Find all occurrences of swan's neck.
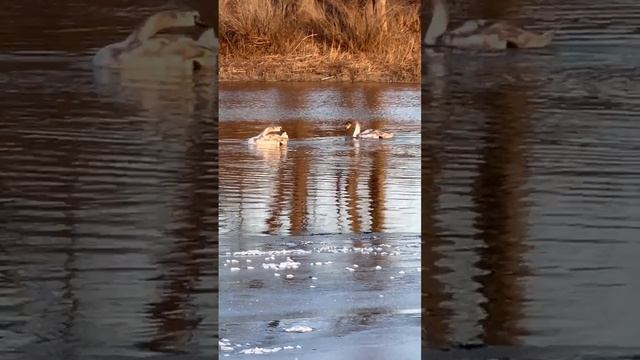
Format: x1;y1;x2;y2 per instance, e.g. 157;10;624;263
125;15;163;45
352;122;361;137
424;0;449;45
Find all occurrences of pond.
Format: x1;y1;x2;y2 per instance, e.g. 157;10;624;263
219;82;421;358
423;0;640;358
0;2;217;359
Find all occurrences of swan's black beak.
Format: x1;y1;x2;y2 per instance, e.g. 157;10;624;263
194;15;210;27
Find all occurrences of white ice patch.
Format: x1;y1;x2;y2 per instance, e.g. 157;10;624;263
240;345;301;354
262;258;301;271
232;249;311;257
284;325;313;333
219;339;233;352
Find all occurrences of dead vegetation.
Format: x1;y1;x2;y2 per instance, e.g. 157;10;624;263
219;0;420;82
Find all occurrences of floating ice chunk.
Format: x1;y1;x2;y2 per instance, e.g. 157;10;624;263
353;264;359;268
240;347;283;354
275;273;281;277
284;325;313;333
230;267;240;272
311;277;317;280
375;265;382;270
398;271;405;275
286;274;294;279
310;285;316;288
345;267;355;272
390;276;395;279
234;249;311;257
247;266;255;270
219;339;233;351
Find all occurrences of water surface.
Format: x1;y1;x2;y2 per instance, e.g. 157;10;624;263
219;82;421;358
423;0;640;357
0;2;217;359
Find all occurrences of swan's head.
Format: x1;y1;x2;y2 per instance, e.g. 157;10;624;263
134;10;201;41
262;125;284;135
345;120;361;130
345;121;361;137
155;10;201;28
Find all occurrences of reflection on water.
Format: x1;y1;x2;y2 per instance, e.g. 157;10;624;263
0;1;217;359
219;82;420;236
219;82;420;357
423;0;640;355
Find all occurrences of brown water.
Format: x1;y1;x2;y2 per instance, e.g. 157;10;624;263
0;2;217;359
423;0;640;357
219;82;421;358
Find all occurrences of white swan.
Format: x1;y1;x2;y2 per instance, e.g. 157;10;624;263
424;0;554;50
346;121;393;139
93;10;214;72
128;27;217;72
248;126;289;147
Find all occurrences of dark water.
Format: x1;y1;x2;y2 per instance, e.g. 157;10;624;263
423;0;640;358
0;2;217;359
219;82;421;358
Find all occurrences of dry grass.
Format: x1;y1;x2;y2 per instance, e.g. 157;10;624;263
219;0;420;82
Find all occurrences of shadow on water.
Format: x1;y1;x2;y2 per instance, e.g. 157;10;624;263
218;82;420;358
423;0;640;357
0;1;217;359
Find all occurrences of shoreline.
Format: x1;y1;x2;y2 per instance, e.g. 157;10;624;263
219;53;420;83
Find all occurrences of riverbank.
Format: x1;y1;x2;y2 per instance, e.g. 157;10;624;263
219;0;420;82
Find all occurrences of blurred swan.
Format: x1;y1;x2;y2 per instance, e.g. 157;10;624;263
93;10;215;72
248;126;289;147
129;27;217;72
346;121;393;139
424;0;554;50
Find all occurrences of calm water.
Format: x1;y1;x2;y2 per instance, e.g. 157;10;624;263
0;2;217;359
423;0;640;358
219;82;421;358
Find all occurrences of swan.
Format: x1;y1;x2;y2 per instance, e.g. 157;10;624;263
127;27;218;72
248;126;289;147
93;10;210;71
346;121;393;139
423;0;554;50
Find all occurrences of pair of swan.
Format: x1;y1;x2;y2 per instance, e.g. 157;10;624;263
93;10;218;72
248;121;393;147
424;0;554;50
